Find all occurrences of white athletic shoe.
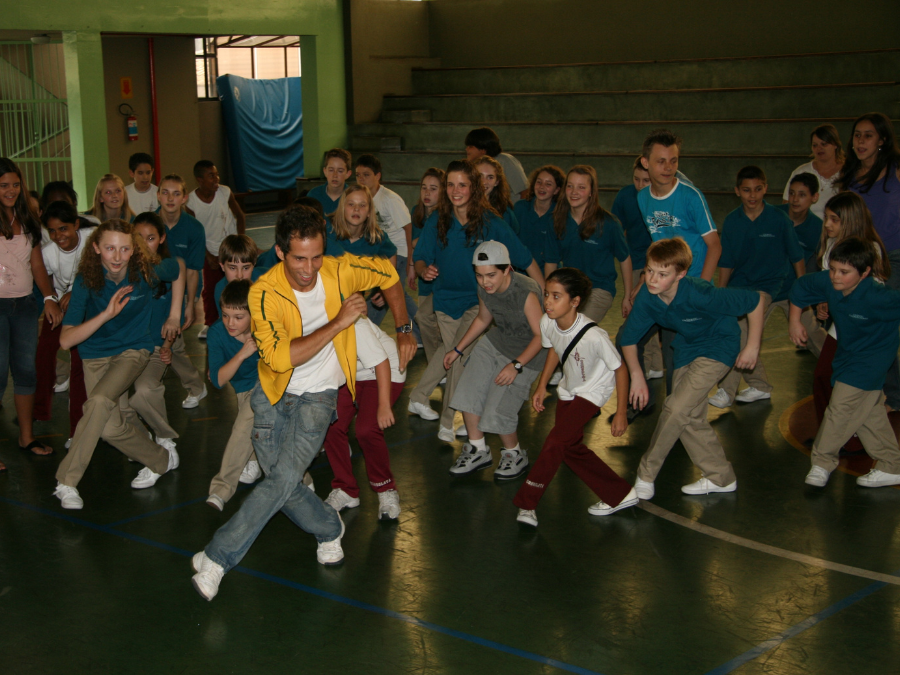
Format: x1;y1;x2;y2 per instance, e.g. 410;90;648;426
54;378;70;393
634;477;655;501
303;471;315;491
182;385;208;409
53;483;83;510
325;488;360;512
681;477;737;495
377;489;401;520
191;551;224;601
645;370;664;380
856;468;900;487
408;400;439;421
206;494;225;511
156;437;177;453
805;465;831;487
449;443;492;475
588;488;639;516
437;425;456;443
735;387;771;403
516;509;538;527
198;325;209;340
239;460;261;484
708;388;733;409
494;449;528;480
130;444;178;489
316;516;345;565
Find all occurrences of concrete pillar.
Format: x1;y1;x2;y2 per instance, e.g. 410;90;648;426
63;31;109;203
300;34;347;178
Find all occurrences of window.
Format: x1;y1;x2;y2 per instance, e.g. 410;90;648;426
195;36;301;99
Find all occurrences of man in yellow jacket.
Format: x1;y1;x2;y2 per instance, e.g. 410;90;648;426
191;204;415;600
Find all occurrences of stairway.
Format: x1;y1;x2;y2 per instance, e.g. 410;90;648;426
349;49;900;223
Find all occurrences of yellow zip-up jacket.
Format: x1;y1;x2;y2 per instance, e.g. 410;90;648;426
249;253;400;404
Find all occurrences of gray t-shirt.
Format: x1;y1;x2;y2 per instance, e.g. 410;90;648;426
477;272;547;371
496;153;528;203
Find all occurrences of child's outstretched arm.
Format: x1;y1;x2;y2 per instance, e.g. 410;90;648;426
163;258;186;342
443;299;493;371
611;365;630;437
788;301;809;347
373;359;395;430
621;344;648;410
735;293;765;370
60;285;133;349
532;348;559;413
620;256;634;318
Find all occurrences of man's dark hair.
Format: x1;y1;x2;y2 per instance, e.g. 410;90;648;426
292;195;326;217
354;154;382;175
129;152;154;172
830;237;875;276
736;165;767;186
275;204;327;255
789;172;820;195
193;159;215;178
641;129;682;159
221;279;252;312
464;127;502;156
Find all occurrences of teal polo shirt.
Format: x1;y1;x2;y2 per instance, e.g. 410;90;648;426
719;203;804;298
326;223;397;260
543;213;630;297
148;261;187;348
513;198;556;269
413;212;535;319
163;211;206;272
307;183;348;216
499;206;519;235
611;184;652;271
214;267;265;316
773;205;823;302
207;319;260;394
791;272;900;391
64;258;181;359
621;277;760;369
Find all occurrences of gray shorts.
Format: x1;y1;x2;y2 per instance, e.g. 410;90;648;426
450;338;539;435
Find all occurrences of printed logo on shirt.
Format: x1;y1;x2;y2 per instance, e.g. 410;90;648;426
682;317;702;322
849;313;869;320
647;211;681;235
584;239;599;246
129;293;145;301
174;243;187;249
573;351;587;381
759;233;776;238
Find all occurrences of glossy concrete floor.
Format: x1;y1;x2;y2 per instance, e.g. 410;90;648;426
2;220;899;674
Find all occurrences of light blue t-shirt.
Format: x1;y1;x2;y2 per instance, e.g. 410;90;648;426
543;213;630;297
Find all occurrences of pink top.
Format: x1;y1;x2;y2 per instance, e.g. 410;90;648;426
0;233;33;298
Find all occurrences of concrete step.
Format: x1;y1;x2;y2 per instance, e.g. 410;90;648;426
353;117;890;155
369;150;808;193
383;82;900;123
412;49;900;95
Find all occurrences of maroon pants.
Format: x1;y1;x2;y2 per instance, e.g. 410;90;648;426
201;257;224;326
513;396;633;511
813;335;864;452
324;380;403;498
33;316;87;436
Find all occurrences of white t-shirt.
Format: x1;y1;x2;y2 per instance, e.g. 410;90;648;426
496;152;528;203
372;186;411;257
782;162;839;221
187;185;238;255
285;275;346;396
42;226;95;296
125;183;159;215
540;312;621;408
355;317;406;384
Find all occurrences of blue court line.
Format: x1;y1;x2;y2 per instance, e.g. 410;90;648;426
0;494;604;675
704;571;897;674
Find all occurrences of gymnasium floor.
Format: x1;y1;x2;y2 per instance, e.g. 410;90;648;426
2;215;898;675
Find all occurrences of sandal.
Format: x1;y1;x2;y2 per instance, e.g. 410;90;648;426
19;439;53;456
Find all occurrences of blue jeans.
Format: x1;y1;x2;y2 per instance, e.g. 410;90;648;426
367;255;421;343
0;294;40;399
205;385;342;573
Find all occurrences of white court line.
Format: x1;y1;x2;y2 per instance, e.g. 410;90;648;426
639;501;900;586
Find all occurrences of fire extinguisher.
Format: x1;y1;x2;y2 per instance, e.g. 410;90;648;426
119;104;138;141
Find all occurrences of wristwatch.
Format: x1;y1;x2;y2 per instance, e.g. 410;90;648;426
397;322;414;334
511;360;523;373
44;294;59;304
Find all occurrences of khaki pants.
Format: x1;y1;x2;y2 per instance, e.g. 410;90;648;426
409;305;479;428
638;357;736;487
56;349;169;487
169;333;205;397
416;294;442;363
769;299;826;359
812;382;900;474
124;347;179;439
209;389;258;502
633;270;663;373
719;292;773;399
580;287;613;324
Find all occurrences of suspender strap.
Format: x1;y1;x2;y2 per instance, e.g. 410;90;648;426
560;322;597;367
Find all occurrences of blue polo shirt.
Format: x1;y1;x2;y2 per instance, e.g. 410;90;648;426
791;272;900;391
637;179;717;278
621;277;760;369
513;198;556;269
148;259;186;349
611;184;653;271
327;223;397;260
207;320;260;394
308;183;347;216
719;203;804;298
214;267;265;316
162;211;206;272
773;205;823;301
64;258;181;359
413;212;535;319
412;215;434;298
544;213;630;297
499;206;519;235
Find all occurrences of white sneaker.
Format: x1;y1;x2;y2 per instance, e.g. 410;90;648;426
198;325;209;339
166;444;180;471
206;494;225;511
182;385;208;409
516;508;538;527
53;482;83;510
65;438;72;449
54;378;70;393
303;471;315;491
325;488;360;511
191;551;224;601
156;437;177;453
494;448;528;480
588;487;639;516
549;370;563;386
377;489;401;520
449;443;493;475
437;425;456;443
239;460;261;484
634;477;655;500
645;370;664;380
316;516;345;565
856;468;900;487
735;387;772;403
131;466;162;489
708;388;733;408
681;477;737;495
805;465;831;487
439;377;447;385
408;400;439;421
